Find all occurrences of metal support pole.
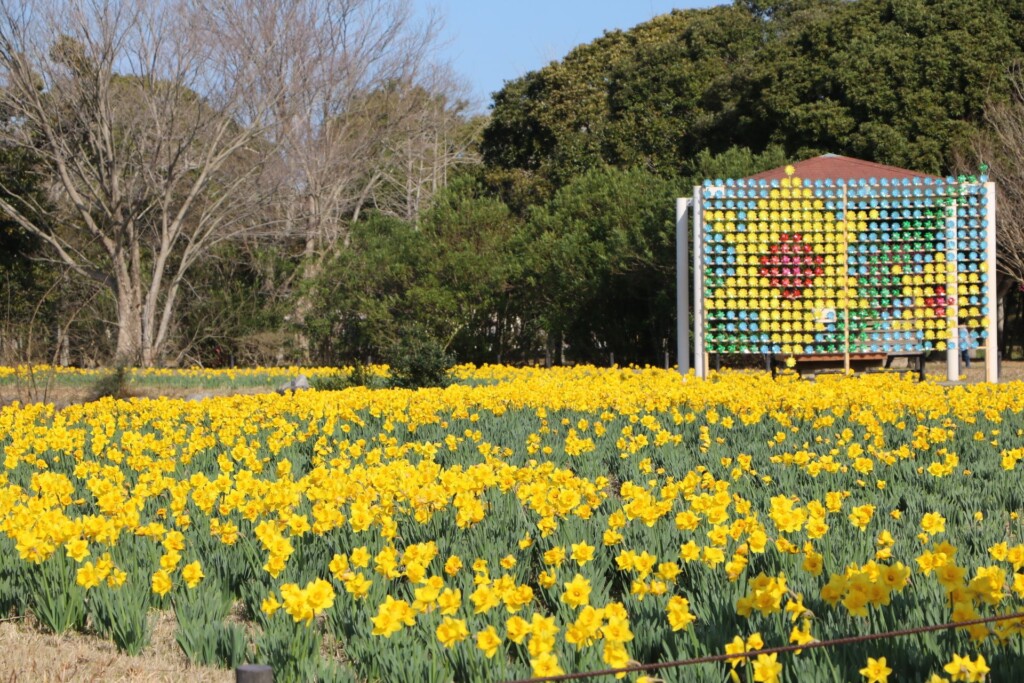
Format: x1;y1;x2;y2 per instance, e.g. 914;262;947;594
692;186;706;379
842;185;850;374
676;197;690;376
947;198;959;382
985;181;999;383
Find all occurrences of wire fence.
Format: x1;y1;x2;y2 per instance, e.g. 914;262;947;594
502;610;1024;683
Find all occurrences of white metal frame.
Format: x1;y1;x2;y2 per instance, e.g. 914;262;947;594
675;198;689;375
985;181;998;383
678;179;1000;382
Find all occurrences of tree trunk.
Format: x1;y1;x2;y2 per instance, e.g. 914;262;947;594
290;234;324;364
114;281;143;366
55;321;69;367
998;277;1014;360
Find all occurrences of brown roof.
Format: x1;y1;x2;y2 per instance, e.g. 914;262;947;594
746;154;940;181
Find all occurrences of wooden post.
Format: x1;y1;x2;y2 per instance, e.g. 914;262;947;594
237;665;273;683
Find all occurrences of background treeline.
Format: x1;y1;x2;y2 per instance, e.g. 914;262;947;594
4;0;1024;369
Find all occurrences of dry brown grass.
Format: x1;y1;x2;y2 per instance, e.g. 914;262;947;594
897;357;1024;383
0;613;233;683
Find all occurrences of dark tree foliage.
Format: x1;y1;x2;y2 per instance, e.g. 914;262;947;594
302;173;522;366
732;0;1022;172
483;0;1024;203
0;142;59;362
482;4;766;210
518;167;685;366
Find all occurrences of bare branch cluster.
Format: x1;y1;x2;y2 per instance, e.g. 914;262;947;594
255;0;475;256
961;64;1024;288
0;0;468;365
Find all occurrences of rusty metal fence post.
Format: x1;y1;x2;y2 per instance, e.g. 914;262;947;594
236;664;273;683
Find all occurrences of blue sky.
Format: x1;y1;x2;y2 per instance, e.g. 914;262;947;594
423;1;724;111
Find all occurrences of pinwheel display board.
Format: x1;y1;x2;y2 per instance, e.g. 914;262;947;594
678;170;998;381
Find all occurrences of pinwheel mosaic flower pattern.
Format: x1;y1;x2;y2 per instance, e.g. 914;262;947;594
701;172;989;355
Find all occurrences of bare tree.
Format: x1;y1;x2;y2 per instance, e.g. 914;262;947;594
0;0;301;365
961;65;1024;288
258;0;445;251
0;0;474;365
371;86;484;223
246;1;478;356
956;65;1024;356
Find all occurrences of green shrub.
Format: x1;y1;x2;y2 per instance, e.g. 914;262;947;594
91;365;130;400
348;361;372;388
383;327;453;389
309;375;352;392
311;362;380;391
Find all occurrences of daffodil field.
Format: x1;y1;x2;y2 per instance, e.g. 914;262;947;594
2;366;1022;683
0;365;364;390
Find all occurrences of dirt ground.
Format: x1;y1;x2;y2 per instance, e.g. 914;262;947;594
0;613;232;683
880;356;1024;383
